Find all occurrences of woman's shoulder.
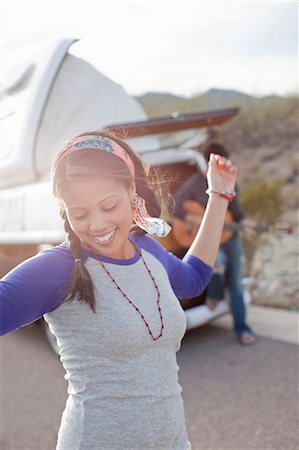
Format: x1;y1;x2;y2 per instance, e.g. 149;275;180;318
131;233;164;251
38;241;72;257
130;233;170;265
30;242;74;267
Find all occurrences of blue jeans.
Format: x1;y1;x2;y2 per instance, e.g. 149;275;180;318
207;235;252;337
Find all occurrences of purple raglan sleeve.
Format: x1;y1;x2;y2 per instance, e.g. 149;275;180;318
133;235;213;299
0;244;74;336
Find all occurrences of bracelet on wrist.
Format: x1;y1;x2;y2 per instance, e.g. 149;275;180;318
205;189;236;202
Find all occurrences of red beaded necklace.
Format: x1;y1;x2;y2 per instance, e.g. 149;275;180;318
91;239;164;341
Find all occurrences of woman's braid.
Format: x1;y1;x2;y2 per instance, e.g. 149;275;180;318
62;212;96;312
63;213;82;259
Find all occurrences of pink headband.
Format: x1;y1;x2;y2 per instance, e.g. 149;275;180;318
53;134;135;178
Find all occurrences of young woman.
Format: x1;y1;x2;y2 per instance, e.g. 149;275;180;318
0;130;237;450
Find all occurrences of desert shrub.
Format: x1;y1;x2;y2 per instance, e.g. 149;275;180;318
221;96;299;149
240;174;284;274
240;173;283;224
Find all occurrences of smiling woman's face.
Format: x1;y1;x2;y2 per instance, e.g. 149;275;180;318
61;176;136;259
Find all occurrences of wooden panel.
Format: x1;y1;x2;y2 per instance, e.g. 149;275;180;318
106;108;239;138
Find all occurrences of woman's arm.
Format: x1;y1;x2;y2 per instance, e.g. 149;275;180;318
0;245;73;335
186;153;237;267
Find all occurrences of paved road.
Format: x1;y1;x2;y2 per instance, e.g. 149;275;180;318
0;322;298;450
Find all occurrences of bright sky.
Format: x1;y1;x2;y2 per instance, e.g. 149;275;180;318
1;0;298;97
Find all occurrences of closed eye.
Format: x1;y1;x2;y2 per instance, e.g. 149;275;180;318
102;203;118;212
73;214;87;220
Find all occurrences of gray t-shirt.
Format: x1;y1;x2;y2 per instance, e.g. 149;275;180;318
1;234;211;450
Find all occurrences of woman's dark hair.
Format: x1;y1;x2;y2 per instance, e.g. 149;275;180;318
203;142;230;162
52;129;165;312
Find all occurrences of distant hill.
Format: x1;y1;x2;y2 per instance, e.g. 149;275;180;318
136;88;291;118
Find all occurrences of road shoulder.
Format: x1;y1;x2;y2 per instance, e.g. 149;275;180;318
210;304;299;345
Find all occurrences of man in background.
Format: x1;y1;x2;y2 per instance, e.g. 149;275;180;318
172;142;256;345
